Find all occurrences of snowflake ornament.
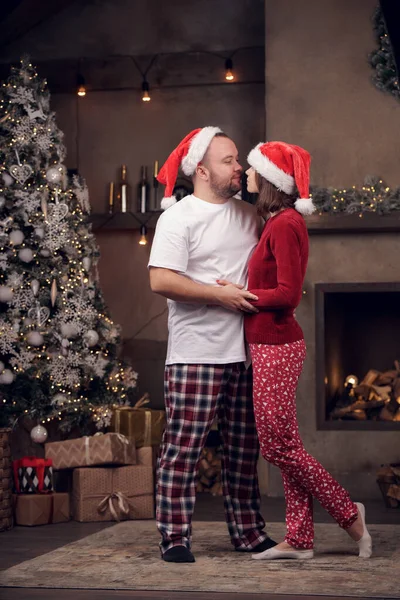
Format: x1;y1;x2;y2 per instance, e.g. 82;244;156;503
0;319;18;354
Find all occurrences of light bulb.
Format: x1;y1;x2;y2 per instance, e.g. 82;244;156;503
142;81;151;102
77;74;86;97
225;58;234;81
139;224;148;246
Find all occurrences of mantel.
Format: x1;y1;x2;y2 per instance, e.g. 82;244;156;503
306;213;400;234
90;211;400;234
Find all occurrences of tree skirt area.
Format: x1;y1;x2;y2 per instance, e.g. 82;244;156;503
0;521;398;598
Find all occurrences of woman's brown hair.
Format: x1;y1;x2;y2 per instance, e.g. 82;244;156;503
255;173;296;218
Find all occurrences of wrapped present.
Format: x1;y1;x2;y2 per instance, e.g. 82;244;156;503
12;457;53;494
72;448;154;522
13;492;70;526
111;396;165;448
45;432;136;470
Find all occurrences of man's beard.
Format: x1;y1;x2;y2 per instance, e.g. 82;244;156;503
209;172;242;199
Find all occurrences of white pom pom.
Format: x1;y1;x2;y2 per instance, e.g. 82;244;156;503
161;196;177;211
295;198;316;216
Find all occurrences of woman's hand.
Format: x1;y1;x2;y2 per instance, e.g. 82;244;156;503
215;279;259;313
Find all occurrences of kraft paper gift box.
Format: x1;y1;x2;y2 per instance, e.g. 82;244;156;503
72;448;154;522
13;492;70;526
111;406;165;448
45;432;136;470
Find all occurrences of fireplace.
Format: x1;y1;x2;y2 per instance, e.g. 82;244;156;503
315;282;400;430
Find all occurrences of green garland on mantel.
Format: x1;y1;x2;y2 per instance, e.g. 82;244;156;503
310;176;400;215
369;5;400;101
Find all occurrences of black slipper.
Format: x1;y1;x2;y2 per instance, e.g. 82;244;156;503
162;545;196;563
235;536;277;552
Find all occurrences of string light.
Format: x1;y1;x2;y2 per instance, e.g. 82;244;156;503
225;58;234;81
139;224;148;245
77;74;86;97
141;80;151;102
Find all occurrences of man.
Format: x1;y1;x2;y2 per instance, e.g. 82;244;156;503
149;126;276;563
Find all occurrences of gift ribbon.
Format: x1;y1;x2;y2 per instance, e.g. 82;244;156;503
97;491;132;522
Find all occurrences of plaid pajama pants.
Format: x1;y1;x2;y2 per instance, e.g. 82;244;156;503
156;362;268;553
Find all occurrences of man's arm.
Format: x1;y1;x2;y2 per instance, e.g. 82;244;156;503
149;267;259;313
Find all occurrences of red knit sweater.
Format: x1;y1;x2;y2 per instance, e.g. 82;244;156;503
244;208;309;345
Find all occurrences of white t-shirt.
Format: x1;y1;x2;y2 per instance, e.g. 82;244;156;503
148;194;259;365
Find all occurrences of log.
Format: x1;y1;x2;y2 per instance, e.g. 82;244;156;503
371;385;392;401
360;369;381;386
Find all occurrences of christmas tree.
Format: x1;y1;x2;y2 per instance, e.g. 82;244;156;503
0;58;137;435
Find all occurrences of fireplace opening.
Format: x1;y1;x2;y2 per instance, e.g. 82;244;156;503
315;283;400;430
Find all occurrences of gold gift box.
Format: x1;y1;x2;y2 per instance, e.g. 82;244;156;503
111;400;165;448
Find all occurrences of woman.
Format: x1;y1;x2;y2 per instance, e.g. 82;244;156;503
221;141;372;560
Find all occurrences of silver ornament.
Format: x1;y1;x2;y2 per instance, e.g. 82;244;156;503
0;286;13;302
2;173;13;187
83;257;91;271
30;424;48;444
12;320;20;333
9;229;25;245
19;248;34;263
30;279;40;296
27;331;44;346
83;329;99;347
40;249;51;257
0;361;4;373
0;369;14;384
0;196;5;208
34;227;45;239
46;166;63;184
61;339;69;348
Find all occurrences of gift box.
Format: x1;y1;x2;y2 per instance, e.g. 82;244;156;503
72;447;154;522
12;457;53;494
45;432;136;470
111;401;165;448
13;492;70;526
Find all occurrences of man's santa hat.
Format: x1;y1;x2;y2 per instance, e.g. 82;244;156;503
247;141;315;215
157;126;222;210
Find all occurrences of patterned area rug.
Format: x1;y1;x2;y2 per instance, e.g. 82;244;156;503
0;521;398;597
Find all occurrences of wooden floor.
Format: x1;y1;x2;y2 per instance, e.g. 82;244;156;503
0;496;398;600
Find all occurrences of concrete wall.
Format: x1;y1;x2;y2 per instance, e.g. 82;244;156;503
265;0;400;187
0;0;265;408
265;0;400;498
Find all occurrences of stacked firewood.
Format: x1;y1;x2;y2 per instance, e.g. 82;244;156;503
196;447;223;496
377;464;400;508
330;361;400;421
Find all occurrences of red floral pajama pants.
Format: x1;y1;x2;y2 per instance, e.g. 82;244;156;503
250;339;358;549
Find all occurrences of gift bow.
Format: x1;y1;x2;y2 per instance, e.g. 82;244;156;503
97;491;132;522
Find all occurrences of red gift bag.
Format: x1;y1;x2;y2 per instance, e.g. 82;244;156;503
12;457;54;494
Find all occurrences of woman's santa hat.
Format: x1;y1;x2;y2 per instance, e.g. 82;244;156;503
157;126;222;210
247;141;315;215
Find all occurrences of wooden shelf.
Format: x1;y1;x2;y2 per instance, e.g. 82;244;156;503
306;213;400;234
90;211;161;232
90;211;400;233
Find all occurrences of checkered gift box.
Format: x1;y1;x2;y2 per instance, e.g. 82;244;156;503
12;457;54;494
